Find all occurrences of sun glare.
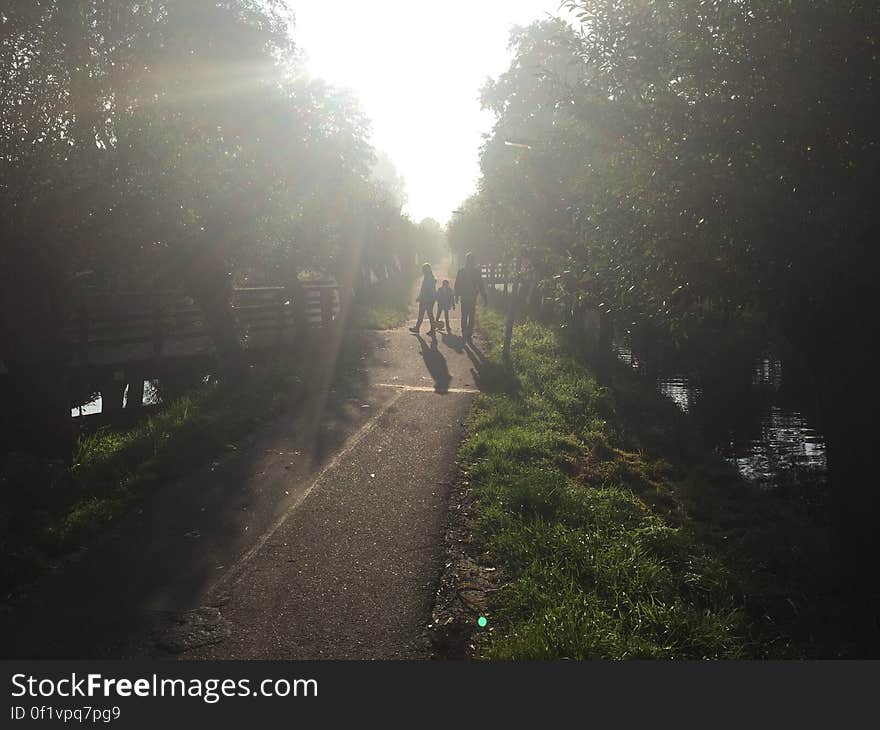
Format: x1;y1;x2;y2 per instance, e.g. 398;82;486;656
291;0;569;223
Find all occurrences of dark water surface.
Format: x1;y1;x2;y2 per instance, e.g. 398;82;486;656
71;379;160;417
614;342;827;489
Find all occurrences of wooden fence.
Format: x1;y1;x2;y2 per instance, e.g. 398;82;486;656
63;283;340;370
480;263;512;285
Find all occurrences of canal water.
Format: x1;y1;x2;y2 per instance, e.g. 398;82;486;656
71;380;160;417
614;341;827;489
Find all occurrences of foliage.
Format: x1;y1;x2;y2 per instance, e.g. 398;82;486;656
0;331;369;597
457;2;880;545
0;1;426;452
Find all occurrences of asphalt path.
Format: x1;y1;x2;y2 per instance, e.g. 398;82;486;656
0;269;484;659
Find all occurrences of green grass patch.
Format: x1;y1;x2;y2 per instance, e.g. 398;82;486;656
459;305;879;658
352;275;414;330
0;343;357;597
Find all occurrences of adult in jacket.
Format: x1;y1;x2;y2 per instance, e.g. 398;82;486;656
454;252;487;343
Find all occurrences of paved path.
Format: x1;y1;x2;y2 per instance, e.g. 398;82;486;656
0;268;484;659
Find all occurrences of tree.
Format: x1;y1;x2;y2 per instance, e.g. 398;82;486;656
447;195;503;265
467;2;880;559
0;1;424;454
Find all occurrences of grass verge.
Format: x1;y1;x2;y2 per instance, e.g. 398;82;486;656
0;337;361;599
457;304;878;658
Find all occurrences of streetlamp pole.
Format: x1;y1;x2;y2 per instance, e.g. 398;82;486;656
502;256;520;361
499;137;535;363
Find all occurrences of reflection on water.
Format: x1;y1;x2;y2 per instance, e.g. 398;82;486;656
143;379;160;405
614;345;827;488
615;345;639;369
657;377;702;414
71;394;102;417
71;379;160;417
753;356;783;389
727;405;826;486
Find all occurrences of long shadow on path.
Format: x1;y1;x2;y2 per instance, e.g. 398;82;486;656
440;331;465;354
414;334;452;394
0;330;389;659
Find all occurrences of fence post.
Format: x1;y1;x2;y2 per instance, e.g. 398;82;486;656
126;375;145;411
503;259;520;361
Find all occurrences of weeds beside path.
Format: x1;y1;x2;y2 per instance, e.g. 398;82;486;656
0;336;363;600
2;273;479;659
2;269;418;598
441;304;878;659
0;268;415;596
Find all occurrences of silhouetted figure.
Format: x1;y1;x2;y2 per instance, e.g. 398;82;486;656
409;262;437;335
435;279;454;332
454;252;487;343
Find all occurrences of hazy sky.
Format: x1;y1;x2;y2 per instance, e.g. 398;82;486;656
291;1;573;224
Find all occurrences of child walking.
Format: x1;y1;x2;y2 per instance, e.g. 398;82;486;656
409;262;437;334
434;279;455;332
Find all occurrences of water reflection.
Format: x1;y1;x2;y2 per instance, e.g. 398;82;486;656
657;377;701;414
143;379;160;405
753;356;783;389
614;344;827;488
725;405;826;487
71;379;160;417
71;394;102;418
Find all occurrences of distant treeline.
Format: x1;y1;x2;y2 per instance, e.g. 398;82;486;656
448;1;879;557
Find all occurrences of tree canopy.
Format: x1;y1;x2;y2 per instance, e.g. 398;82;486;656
455;1;880;540
0;0;432;449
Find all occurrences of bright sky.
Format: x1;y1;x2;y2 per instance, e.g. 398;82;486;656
290;1;573;224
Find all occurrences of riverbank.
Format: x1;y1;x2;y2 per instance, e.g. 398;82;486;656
2;269;420;598
0;337;365;599
435;304;879;658
1;277;476;659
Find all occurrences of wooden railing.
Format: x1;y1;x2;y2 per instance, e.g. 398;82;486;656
480;263;511;284
63;283;340;369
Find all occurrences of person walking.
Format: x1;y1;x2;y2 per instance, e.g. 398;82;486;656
454;252;487;343
434;279;455;332
410;262;437;335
